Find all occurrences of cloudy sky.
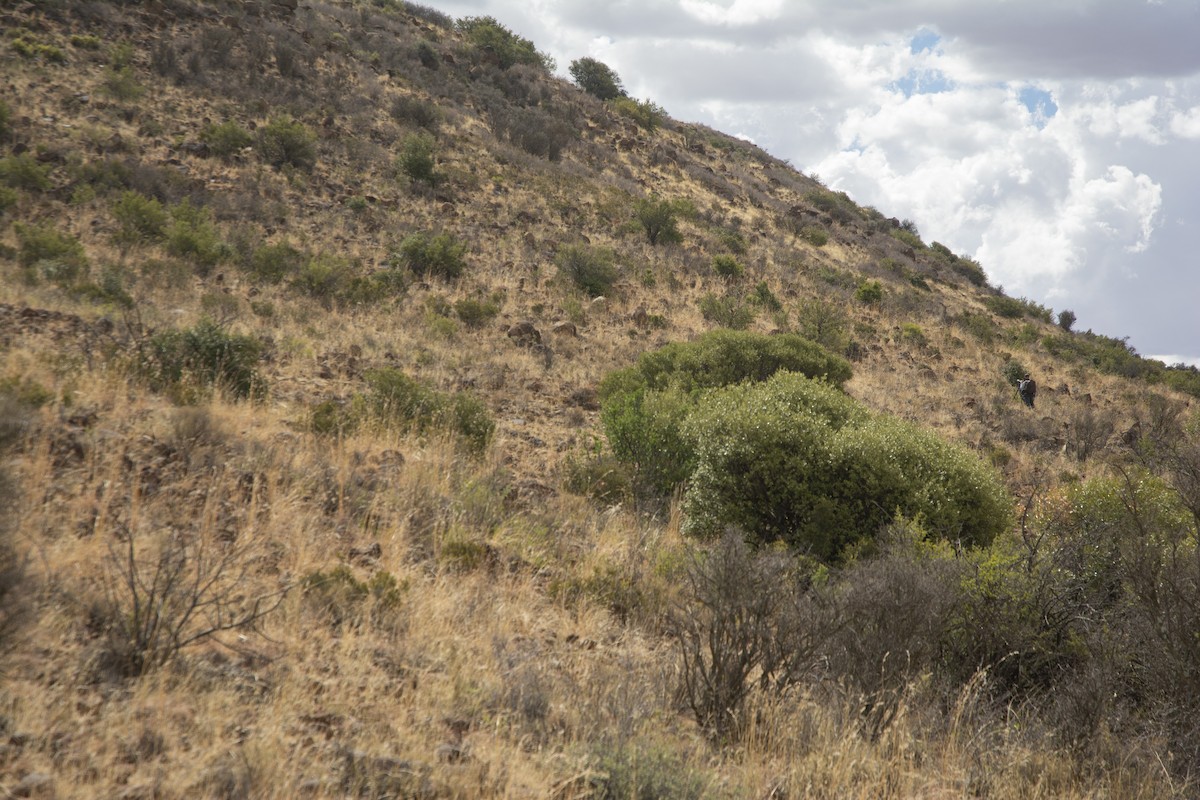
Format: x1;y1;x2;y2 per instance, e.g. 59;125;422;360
426;0;1200;365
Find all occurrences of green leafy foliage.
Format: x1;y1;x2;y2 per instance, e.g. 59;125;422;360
112;191;167;246
569;57;625;100
697;293;754;330
610;97;666;132
854;279;884;305
200;120;253;158
15;223;87;285
396;132;437;186
0;154;52;191
256;116;316;171
599;331;852;494
165;201;226;273
681;372;1010;561
391;232;467;281
141;320;266;401
456;16;553;71
556;244;618;298
361;368;494;453
633;196;683;246
711;254;743;279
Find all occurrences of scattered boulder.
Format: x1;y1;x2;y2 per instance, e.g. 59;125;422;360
551;321;577;337
507;321;542;348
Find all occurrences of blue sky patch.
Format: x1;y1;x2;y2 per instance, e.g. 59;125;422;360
1018;86;1058;127
888;68;954;97
909;28;941;54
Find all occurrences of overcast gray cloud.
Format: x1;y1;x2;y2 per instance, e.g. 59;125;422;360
426;0;1200;365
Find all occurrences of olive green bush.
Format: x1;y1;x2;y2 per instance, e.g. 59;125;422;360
681;372;1010;561
141;320;266;401
390;232;466;281
569;57;625;101
555;243;618;298
599;330;852;494
256;116;316;171
360;368;494;454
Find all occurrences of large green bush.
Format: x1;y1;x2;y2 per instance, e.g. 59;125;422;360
599;330;852;494
680;372;1010;561
634;197;683;246
15;223;87;285
600;329;852;401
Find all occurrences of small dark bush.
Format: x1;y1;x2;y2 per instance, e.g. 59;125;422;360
453;296;501;328
363;368;494;453
698;293;754;330
390;95;440;130
165;201;226;273
15;223;87;284
256;116;316;171
855;280;884;305
634;197;683;246
563;451;633;505
0;154;52;192
711;254;742;279
569;57;625;100
396;132;437;186
112;191;167;246
1058;309;1077;331
492;106;575;161
556;244;618;298
456;16;553;71
200;120;253;158
247;241;306;283
301;565;403;629
141;320;266;400
391;232;466;281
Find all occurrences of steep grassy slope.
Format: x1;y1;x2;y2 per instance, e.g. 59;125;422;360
2;1;1198;797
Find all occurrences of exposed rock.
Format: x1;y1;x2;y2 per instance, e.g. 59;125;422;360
551;321;577;337
506;321;542;347
12;772;53;798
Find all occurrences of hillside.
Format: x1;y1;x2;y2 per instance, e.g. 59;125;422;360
2;1;1199;797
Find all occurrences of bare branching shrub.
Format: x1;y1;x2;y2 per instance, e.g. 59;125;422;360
1064;405;1117;461
670;533;833;742
826;524;966;738
88;528;287;677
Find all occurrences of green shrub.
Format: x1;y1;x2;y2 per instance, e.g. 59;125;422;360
569;57;625;100
890;227;925;250
456;16;553;71
610;97;666;132
855;279;884;305
750;281;782;312
256;116;316;171
453;296;500;328
396;132;437;186
698;293;754;330
681;371;1010;561
390;95;440;130
292;254;357;307
362;368;494;453
0;186;16;216
142;320;265;401
1001;358;1028;387
799;226;828;246
795;298;849;353
103;66;145;101
165;201;226;273
247;241;305;283
392;232;467;281
555;243;618;297
15;223;87;284
1058;309;1077;331
0;99;10;140
984;294;1026;319
112;191;167;246
952;256;988;287
899;322;928;347
71;34;103;50
711;253;743;279
0;154;52;191
634;197;683;245
599;330;852;495
12;37;66;63
200;120;253;158
601;386;695;494
600;329;852;400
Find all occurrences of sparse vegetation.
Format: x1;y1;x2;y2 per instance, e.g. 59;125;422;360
1;3;1197;797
